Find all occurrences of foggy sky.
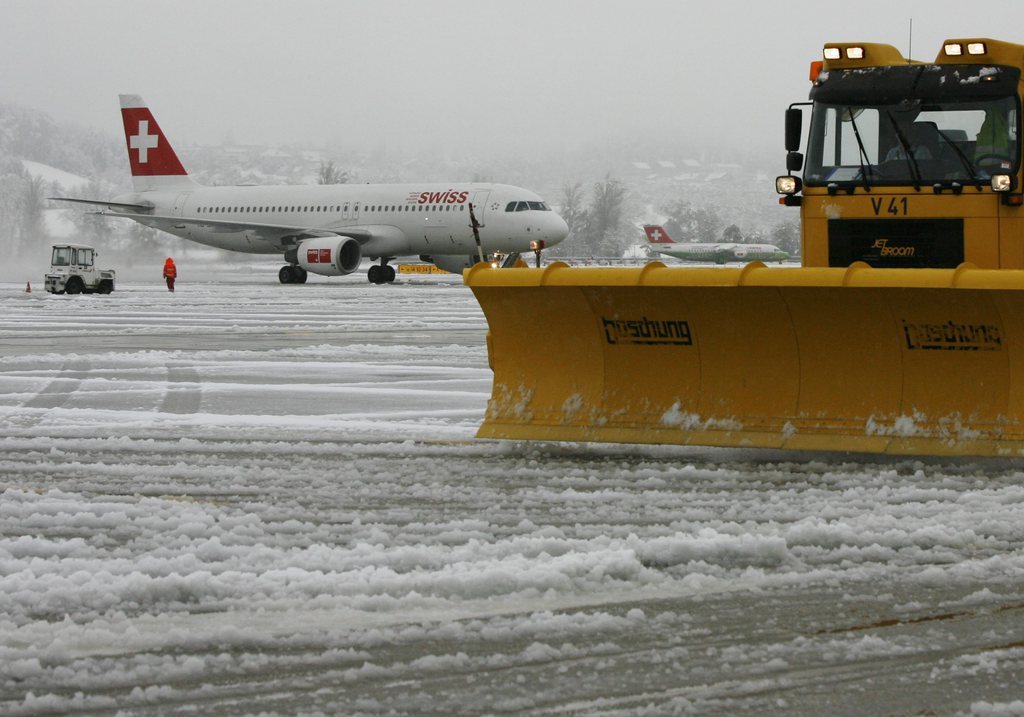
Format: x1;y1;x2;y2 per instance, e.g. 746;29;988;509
4;0;1024;156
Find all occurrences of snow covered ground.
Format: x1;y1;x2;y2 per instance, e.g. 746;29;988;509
1;273;1023;716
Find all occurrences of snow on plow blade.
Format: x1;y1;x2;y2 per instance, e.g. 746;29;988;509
465;261;1024;457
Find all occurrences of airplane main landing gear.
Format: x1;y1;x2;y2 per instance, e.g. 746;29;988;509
367;259;396;285
279;265;308;284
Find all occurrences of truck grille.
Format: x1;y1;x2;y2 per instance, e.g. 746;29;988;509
828;218;964;268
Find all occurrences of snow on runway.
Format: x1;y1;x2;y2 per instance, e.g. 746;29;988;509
1;277;1023;716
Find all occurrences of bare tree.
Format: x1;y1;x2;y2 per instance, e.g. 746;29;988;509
583;174;627;256
721;224;743;243
7;174;46;257
771;220;801;255
546;181;588;256
662;199;723;244
317;160;348;185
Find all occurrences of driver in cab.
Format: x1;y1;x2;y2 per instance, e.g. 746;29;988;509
884;120;939;162
974;109;1014;171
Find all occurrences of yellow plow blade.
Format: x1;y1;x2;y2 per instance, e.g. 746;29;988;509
465;261;1024;457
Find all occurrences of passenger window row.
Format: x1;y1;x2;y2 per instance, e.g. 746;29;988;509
196;204;467;214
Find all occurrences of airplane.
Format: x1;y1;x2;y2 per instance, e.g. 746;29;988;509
53;95;569;284
642;225;790;264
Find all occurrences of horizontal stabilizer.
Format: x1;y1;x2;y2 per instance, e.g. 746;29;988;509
50;197;153;211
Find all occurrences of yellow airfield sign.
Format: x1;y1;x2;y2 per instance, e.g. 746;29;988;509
399;264;449;275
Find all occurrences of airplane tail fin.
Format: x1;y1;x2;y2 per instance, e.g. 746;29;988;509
643;225;675;244
119;94;195;191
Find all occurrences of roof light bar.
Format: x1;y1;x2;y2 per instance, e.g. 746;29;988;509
967;42;987;55
945;43;963;56
823;47;841;60
846;46;865;59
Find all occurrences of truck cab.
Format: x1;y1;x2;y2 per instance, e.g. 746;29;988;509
777;39;1024;269
45;244;115;294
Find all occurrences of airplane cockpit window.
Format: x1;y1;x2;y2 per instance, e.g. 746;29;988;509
505;201;551;212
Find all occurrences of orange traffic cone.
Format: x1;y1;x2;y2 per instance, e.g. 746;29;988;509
25;282;31;293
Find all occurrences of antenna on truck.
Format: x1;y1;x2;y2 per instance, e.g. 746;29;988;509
908;18;913;59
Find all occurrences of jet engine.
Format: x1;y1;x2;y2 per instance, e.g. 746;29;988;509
295;237;362;276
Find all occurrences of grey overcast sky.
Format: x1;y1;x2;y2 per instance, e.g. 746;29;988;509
3;0;1024;154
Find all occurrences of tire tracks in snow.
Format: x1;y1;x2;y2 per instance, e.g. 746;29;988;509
160;364;202;414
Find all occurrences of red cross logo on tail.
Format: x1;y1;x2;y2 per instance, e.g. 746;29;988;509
644;225;675;244
129;120;159;163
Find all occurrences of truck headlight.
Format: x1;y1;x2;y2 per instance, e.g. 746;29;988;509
991;174;1015;192
775;176;801;195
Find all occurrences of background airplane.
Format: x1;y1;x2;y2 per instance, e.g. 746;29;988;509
55;95;568;284
643;225;789;264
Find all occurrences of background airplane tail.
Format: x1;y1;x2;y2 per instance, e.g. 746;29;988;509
119;94;195;191
643;225;676;244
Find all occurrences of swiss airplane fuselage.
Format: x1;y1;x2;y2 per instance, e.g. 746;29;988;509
113;182;562;257
648;243;791;264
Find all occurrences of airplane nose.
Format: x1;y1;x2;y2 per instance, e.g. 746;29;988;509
549;214;569;244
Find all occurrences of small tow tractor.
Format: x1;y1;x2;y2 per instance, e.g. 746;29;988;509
44;244;116;295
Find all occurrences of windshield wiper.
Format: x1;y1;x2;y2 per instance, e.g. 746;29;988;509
933;126;984;186
846;107;873;192
885;111;922;191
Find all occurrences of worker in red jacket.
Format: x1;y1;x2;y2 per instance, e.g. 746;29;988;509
163;257;177;292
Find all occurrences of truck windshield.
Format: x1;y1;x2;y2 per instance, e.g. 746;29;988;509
52;246;72;266
804;96;1018;187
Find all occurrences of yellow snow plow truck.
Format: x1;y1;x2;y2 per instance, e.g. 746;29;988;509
466;38;1024;457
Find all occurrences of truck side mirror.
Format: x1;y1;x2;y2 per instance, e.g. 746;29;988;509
786;151;804;172
785;108;803;152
